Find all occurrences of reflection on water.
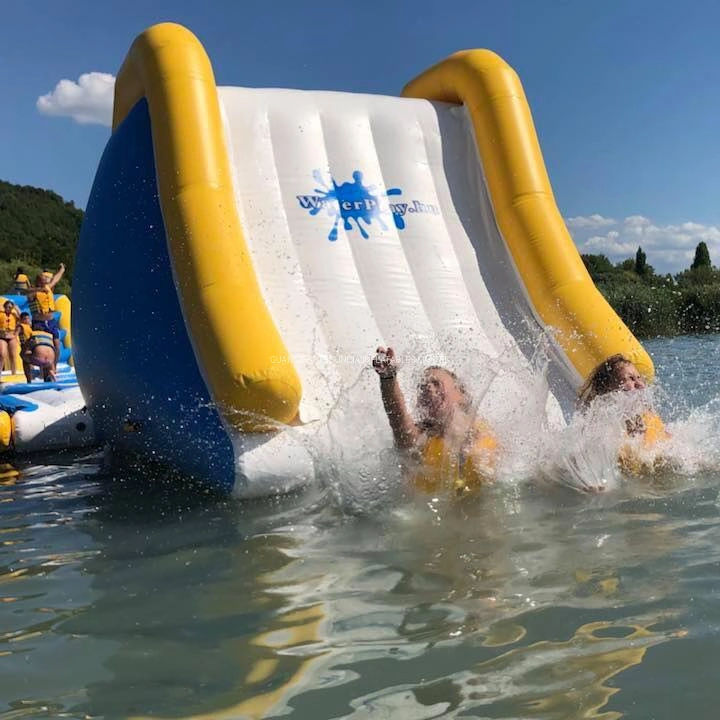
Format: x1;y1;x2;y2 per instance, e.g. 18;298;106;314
2;336;720;718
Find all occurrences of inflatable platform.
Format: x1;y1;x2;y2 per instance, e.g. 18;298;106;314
0;294;96;453
75;23;651;497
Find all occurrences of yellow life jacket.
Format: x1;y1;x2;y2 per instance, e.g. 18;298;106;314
640;411;669;447
29;288;55;316
618;410;670;475
18;322;32;344
0;312;16;334
28;329;55;350
412;420;498;494
14;273;29;292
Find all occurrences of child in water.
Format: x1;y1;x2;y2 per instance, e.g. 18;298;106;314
372;346;498;494
578;353;670;473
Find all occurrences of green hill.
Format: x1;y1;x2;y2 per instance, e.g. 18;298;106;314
0;179;81;296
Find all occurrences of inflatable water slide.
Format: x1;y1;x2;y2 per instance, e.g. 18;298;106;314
75;23;651;497
0;294;95;453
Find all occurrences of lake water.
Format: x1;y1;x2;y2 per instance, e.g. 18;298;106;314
3;334;720;719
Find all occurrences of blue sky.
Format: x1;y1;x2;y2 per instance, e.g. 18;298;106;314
3;0;720;272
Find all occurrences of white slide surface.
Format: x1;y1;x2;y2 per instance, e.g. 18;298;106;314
217;87;581;490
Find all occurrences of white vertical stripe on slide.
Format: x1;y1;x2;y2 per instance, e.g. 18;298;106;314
220;88;339;421
416;104;522;355
314;93;437;369
260;90;383;389
368;100;498;362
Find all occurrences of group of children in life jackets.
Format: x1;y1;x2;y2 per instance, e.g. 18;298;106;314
372;346;670;495
0;265;66;383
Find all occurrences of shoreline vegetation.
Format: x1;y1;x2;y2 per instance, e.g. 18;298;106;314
583;242;720;338
1;179;717;338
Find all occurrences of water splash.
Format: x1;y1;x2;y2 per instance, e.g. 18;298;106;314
221;332;720;506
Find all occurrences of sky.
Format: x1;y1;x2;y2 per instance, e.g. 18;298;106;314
3;0;720;273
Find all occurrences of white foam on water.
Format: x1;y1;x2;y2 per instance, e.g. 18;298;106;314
229;331;720;506
267;334;562;511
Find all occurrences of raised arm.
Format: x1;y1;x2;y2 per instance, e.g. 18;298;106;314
48;263;65;290
372;346;420;450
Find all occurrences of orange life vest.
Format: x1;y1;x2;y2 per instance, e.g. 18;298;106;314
0;312;17;334
14;273;29;292
28;288;55;317
412;420;498;494
619;411;670;475
18;322;32;344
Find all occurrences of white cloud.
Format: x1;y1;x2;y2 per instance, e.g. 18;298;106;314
37;72;115;126
565;214;616;229
566;214;720;274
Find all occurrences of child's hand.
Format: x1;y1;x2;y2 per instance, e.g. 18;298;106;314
373;346;398;379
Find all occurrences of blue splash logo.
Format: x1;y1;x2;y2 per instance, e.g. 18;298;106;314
296;170;439;241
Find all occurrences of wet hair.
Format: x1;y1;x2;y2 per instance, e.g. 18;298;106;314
577;354;634;408
15;267;24;274
3;300;13;311
19;312;30;321
417;366;473;430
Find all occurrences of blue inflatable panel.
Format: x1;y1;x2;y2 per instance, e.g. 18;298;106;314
1;383;76;395
0;396;39;413
74;99;235;493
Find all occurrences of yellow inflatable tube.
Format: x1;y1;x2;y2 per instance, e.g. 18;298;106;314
112;23;301;430
0;411;11;449
403;51;653;382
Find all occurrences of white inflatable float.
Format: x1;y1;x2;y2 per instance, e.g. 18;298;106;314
0;375;95;453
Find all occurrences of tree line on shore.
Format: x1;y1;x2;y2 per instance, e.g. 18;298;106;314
582;241;720;338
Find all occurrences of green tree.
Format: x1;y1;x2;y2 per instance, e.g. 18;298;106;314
691;241;712;270
581;253;615;280
676;242;720;286
634;246;647;276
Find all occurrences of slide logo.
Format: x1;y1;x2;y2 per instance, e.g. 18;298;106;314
296;170;439;241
